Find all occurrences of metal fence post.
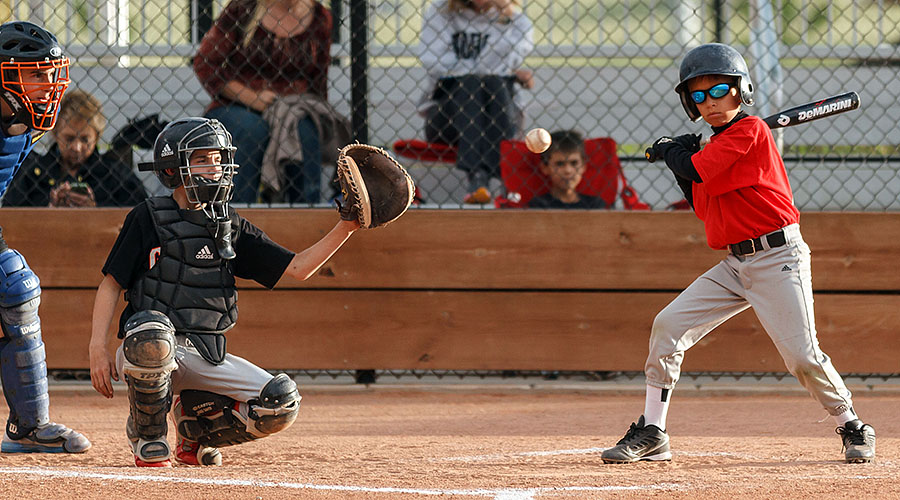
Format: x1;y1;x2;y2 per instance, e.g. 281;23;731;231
350;0;368;143
192;0;214;43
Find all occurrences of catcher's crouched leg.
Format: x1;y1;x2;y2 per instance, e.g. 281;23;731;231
122;311;177;466
174;373;301;460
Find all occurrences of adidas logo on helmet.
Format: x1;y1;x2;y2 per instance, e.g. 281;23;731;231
160;143;174;157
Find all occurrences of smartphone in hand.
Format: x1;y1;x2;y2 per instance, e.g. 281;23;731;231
69;182;90;195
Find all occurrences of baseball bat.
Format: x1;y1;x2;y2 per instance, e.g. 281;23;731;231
645;91;861;163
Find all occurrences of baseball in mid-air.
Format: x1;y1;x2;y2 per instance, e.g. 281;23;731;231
525;128;551;154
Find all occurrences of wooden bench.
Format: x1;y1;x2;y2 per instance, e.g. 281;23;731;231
1;208;897;373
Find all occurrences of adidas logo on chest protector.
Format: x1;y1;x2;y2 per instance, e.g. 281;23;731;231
195;245;215;260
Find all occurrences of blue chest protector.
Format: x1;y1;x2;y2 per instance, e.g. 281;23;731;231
0;127;36;198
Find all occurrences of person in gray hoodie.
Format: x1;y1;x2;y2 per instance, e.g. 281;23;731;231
417;0;534;204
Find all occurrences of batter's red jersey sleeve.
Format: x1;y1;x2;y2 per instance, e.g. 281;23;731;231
690;115;799;250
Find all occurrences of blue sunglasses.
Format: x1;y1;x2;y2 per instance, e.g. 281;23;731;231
690;83;733;104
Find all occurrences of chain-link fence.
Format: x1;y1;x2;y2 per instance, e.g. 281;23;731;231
3;0;899;209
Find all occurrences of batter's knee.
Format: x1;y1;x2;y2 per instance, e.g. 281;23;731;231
649;309;680;353
780;351;819;379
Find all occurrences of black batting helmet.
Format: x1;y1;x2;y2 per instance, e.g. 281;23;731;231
0;21;70;130
674;43;754;122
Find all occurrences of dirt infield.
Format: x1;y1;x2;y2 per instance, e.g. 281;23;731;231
1;386;897;500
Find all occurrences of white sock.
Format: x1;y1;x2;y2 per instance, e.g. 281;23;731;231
833;407;858;426
643;385;671;430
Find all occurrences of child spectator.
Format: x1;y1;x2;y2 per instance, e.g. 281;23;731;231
3;89;147;207
417;0;534;204
528;130;608;209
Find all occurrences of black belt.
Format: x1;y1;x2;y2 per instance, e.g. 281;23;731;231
729;229;787;256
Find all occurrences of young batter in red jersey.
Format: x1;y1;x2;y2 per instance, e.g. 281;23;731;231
600;43;876;464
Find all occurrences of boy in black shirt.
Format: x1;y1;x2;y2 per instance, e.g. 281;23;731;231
528;130;608;209
88;117;360;467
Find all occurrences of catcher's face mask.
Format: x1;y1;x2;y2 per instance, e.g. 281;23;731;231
0;21;71;131
181;148;236;220
168;120;238;222
182;146;238;261
1;58;70;131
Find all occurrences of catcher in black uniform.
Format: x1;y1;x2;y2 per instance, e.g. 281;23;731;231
88;117;413;467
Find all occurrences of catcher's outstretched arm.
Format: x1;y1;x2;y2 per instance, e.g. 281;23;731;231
282;219;359;282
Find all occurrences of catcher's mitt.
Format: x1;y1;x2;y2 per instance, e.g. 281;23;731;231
336;143;415;229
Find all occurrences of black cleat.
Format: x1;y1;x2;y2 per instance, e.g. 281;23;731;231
601;416;672;464
836;419;875;463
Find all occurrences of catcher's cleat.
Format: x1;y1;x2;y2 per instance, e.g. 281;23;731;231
463;187;491;204
175;437;222;466
836;419;875;463
1;422;91;453
135;456;172;467
601;416;672;464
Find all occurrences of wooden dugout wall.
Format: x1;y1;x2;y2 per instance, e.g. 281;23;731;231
3;208;898;373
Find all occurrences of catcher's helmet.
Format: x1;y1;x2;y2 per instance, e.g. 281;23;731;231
141;117;238;220
674;43;754;122
0;21;70;131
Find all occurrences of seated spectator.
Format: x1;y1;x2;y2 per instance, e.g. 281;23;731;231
528;130;608;209
417;0;535;204
2;89;147;207
194;0;349;205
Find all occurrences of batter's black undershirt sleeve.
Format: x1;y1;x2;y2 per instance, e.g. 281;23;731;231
673;175;695;208
661;145;702;183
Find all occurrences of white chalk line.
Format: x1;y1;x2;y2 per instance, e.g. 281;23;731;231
436;447;608;462
0;466;681;499
439;446;898;471
437;447;762;463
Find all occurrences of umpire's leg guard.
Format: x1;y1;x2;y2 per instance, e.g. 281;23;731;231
0;249;90;453
175;373;301;450
122;310;177;465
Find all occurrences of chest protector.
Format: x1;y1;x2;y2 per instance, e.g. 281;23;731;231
0;131;35;196
128;197;238;364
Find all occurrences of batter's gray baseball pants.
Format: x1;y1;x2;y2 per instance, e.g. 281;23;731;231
645;224;854;415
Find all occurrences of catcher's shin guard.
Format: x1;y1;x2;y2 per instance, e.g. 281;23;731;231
122;311;177;464
0;249;50;433
176;373;301;448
